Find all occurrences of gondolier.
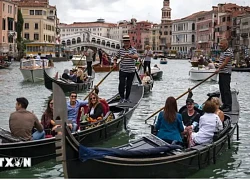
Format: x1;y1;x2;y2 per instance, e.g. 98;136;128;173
144;45;153;75
215;39;233;112
113;35;138;103
84;47;94;76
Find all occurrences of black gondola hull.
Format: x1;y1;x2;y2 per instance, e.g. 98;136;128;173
43;70;93;93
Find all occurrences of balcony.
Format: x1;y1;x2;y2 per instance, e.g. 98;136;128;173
241;33;249;38
199;27;209;32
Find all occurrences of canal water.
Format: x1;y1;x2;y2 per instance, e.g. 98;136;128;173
0;59;249;178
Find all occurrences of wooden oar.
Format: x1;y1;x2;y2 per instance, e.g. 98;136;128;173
74;53;86;69
83;59;121;100
144;71;218;124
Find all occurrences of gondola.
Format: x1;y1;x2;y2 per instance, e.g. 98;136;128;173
92;64;119;72
151;67;163;80
232;67;250;72
0;72;144;171
0;56;12;69
43;70;94;93
56;90;240;178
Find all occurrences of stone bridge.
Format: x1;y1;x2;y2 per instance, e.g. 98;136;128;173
61;30;121;55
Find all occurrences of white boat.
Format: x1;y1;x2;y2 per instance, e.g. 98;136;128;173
189;67;218;81
20;59;54;82
71;55;86;66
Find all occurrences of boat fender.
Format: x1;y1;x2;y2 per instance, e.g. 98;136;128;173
227;133;231;149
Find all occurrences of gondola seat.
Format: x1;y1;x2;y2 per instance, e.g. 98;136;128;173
0;128;24;143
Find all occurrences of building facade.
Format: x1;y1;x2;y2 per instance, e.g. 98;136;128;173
195;10;217;54
128;19;152;52
159;0;172;51
171;12;202;55
0;0;18;55
149;24;161;52
13;0;57;43
59;19;116;39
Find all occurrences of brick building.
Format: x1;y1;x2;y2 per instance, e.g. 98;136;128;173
0;0;18;55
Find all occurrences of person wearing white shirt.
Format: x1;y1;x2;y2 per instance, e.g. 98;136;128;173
144;45;153;75
188;100;223;147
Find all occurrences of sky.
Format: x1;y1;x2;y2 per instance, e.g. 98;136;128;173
50;0;250;24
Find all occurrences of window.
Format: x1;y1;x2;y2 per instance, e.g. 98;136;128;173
25;23;29;29
34;33;39;40
24;33;30;40
3;4;5;11
8;17;14;30
30;10;34;15
2;18;6;30
50;10;53;14
222;17;226;22
35;23;38;29
8;5;12;14
35;10;42;15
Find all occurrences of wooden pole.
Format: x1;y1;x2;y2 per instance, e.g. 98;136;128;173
83;60;121;100
144;72;218;124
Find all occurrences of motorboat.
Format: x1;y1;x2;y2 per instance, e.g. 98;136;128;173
19;58;54;82
71;55;86;66
189;67;218;81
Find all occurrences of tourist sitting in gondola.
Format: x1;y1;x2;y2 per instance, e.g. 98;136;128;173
41;99;61;137
102;53;110;66
181;98;200;133
9;97;45;141
211;97;225;122
67;92;88;132
187;100;223;147
69;69;77;82
94;86;110;116
142;71;151;85
206;59;216;69
42;99;72;137
62;69;70;80
86;93;104;123
155;96;184;145
76;69;87;83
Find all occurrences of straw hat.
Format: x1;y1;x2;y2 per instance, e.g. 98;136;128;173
122;35;130;41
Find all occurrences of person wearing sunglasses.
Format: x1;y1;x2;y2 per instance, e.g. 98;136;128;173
87;93;104;123
67;92;88;132
181;98;200;133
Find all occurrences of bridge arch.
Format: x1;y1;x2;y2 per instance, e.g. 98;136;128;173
91;38;96;43
111;43;115;48
67;39;71;46
62;40;66;46
116;44;120;49
102;40;105;46
106;41;110;47
97;39;101;44
72;38;76;44
77;37;81;43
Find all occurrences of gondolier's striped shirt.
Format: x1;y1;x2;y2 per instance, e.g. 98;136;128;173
219;48;233;74
115;46;137;73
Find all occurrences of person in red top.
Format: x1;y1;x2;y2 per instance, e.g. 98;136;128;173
94;86;110;116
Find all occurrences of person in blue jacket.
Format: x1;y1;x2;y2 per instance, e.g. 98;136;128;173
155;96;184;145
